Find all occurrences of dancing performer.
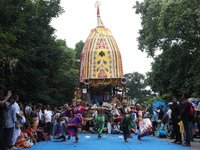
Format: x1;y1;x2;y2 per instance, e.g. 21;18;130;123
91;101;111;139
53;104;72;141
135;104;145;131
118;100;136;142
66;99;90;143
135;104;152;141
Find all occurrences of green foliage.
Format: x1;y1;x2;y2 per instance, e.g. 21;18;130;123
124;72;155;104
74;40;84;60
134;0;200;57
134;0;200;98
0;0;80;106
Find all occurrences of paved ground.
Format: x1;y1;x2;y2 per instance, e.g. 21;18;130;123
22;134;197;150
161;136;200;150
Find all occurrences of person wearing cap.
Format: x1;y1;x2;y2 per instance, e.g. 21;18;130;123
166;102;173;120
166;102;174;139
156;119;167;138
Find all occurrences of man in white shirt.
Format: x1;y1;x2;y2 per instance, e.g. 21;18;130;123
36;103;43;126
44;105;53;136
25;101;32;116
166;102;173;119
112;121;122;134
10;95;21;150
166;102;174;139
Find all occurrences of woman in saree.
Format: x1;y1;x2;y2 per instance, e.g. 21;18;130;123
14;127;32;149
24;122;37;145
135;104;152;141
53;104;72;141
118;100;136;142
134;104;145;131
66;99;90;143
31;105;38;130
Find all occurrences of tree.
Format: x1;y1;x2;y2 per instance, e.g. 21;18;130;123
134;0;200;57
124;72;153;104
0;0;80;106
147;45;194;97
74;40;84;60
134;0;200;97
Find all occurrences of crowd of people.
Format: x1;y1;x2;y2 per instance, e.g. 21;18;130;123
0;83;200;149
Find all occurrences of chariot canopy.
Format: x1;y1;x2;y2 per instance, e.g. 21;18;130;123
79;2;125;87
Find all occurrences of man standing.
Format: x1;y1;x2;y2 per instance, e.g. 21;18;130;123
152;106;160;136
36;103;43;127
10;95;21;150
179;94;191;146
166;102;174;139
0;84;12;141
91;101;111;138
44;105;53;136
25;101;32;123
0;95;16;150
158;105;164;123
171;96;181;144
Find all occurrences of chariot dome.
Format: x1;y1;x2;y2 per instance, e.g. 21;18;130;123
79;2;125;87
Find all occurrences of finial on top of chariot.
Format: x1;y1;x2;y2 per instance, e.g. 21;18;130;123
94;0;101;8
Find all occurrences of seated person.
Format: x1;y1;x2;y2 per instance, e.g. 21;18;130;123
37;121;51;141
24;122;37;145
14;125;32;149
111;121;122;134
156;119;167;138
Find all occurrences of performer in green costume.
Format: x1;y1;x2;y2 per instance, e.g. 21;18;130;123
92;101;111;138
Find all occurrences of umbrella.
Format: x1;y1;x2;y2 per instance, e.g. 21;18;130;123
152;101;167;116
189;99;200;104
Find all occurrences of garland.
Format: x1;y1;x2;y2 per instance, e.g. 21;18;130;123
88;78;124;87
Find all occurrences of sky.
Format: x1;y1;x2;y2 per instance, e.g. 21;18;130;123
50;0;153;75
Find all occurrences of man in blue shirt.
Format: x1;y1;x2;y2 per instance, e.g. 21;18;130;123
0;84;12;142
0;95;16;150
151;106;160;136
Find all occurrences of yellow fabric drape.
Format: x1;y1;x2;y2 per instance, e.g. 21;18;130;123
178;121;183;133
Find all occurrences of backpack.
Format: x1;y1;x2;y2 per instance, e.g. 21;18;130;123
185;101;195;121
186;101;194;115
